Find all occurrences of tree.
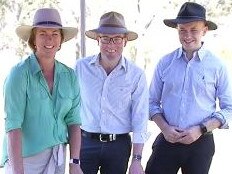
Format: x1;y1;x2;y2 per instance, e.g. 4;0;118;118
1;0;232;63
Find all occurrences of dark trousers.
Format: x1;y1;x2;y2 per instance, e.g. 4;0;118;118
80;132;132;174
145;133;215;174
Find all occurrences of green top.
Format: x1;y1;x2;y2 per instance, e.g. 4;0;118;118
1;54;81;166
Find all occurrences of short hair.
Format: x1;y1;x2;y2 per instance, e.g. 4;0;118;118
28;28;64;52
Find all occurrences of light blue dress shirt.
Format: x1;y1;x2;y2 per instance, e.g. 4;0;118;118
149;45;232;129
1;54;81;166
75;54;149;143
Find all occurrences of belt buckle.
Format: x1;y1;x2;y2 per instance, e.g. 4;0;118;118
99;134;116;142
99;134;108;142
109;134;116;141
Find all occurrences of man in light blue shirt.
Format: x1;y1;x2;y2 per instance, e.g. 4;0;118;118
146;2;232;174
75;11;149;174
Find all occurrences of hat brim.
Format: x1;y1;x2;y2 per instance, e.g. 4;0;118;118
163;18;217;30
85;27;138;41
16;25;78;42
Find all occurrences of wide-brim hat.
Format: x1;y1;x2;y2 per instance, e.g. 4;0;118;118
163;2;217;30
16;8;78;42
85;11;138;41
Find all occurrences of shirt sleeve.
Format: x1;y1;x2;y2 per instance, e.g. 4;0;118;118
131;72;150;143
149;60;164;119
4;65;27;132
212;64;232;128
64;70;82;126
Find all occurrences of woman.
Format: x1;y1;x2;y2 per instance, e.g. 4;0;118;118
1;8;83;174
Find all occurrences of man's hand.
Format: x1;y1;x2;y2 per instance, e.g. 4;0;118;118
162;125;184;143
177;125;202;144
129;160;145;174
69;164;83;174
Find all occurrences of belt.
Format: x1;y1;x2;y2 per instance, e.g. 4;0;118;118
81;130;129;142
205;131;213;135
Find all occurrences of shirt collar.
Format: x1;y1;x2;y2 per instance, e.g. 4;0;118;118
120;56;127;71
29;54;42;75
89;54;99;65
29;53;68;76
89;53;127;71
197;43;207;61
177;42;207;61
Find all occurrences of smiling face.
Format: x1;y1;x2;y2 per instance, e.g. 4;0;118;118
33;28;62;59
97;33;127;63
177;21;208;55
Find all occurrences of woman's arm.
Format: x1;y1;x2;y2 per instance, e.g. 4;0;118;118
7;128;24;174
68;124;83;174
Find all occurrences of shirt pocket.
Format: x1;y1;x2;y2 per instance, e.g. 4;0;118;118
57;82;76;114
194;72;216;96
27;84;48;100
108;85;132;112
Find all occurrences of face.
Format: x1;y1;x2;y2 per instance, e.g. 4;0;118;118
177;21;208;54
97;34;127;62
34;28;62;58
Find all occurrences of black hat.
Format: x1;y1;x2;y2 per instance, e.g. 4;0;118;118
163;2;217;30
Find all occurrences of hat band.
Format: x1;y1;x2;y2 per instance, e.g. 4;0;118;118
100;23;126;28
177;16;205;20
34;21;62;27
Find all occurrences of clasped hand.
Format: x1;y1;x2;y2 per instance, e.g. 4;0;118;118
162;125;202;144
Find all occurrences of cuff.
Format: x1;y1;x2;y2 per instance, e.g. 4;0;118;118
211;112;228;129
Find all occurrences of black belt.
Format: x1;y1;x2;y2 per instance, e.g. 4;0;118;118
203;131;213;135
81;130;129;142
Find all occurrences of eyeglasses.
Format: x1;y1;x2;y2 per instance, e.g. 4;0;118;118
99;36;124;44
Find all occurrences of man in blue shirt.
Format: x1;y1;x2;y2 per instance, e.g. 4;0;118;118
75;11;149;174
146;2;232;174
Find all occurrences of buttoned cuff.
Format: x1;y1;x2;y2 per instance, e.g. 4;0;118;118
211;112;228;129
149;108;163;120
